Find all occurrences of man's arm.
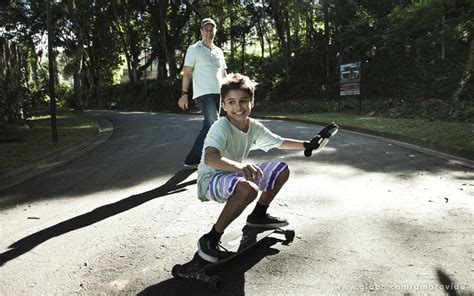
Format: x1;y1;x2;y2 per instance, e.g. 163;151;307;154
205;147;262;180
178;66;193;110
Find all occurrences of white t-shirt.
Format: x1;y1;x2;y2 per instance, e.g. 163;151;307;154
197;117;284;200
184;41;227;99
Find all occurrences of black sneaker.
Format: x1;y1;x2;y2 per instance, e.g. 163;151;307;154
318;122;339;138
184;162;198;169
246;214;289;228
197;235;219;263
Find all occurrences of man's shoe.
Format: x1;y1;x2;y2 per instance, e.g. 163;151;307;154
246;214;289;228
183;162;198;169
197;235;219;263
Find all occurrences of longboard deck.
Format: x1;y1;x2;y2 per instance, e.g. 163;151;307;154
219;226;291;259
171;226;295;291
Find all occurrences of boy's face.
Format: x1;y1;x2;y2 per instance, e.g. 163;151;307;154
222;89;254;127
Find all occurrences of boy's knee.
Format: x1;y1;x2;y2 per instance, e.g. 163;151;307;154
279;166;290;183
235;181;258;204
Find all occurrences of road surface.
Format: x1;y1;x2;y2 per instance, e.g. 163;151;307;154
1;110;473;295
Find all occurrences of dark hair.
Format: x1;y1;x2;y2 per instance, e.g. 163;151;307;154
221;73;258;100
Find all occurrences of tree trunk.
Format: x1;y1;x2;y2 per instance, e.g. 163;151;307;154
268;0;288;72
230;12;235;64
73;34;84;110
441;15;446;61
263;18;272;58
158;0;170;79
323;0;330;78
305;11;313;47
110;1;136;82
0;37;23;124
284;10;291;75
67;1;84;110
256;19;265;58
241;34;246;73
452;39;474;102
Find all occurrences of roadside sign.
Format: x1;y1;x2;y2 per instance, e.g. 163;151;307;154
340;62;361;96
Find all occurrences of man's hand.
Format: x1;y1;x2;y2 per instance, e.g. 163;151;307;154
304;122;339;157
178;95;189;110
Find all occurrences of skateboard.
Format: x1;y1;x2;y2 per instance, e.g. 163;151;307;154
171;226;295;291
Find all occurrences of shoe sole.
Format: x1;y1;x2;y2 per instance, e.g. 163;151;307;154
313;138;329;153
246;221;289;228
184;164;198;169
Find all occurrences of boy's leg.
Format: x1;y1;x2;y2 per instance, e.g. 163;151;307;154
214;181;259;232
198;180;258;262
256;167;290;206
247;165;290;228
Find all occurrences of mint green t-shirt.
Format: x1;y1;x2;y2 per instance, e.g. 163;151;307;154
183;41;227;99
197;117;284;200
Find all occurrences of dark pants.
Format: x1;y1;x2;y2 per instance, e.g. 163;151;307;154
184;94;221;165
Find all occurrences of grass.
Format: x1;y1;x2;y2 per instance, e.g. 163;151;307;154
253;112;474;158
0;109;99;176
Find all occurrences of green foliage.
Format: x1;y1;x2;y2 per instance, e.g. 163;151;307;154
2;0;473;124
84;79;180;112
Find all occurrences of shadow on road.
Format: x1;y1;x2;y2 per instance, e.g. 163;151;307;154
0;168;196;266
139;238;282;296
2;113;471;208
436;267;473;296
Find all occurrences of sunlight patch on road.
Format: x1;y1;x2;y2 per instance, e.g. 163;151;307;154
109;279;129;290
283;161;473;219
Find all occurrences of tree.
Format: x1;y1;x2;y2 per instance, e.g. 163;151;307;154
0;1;47;122
109;0;147;82
61;0;91;110
267;0;290;74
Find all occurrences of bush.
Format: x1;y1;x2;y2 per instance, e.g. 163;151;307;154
84;79;181;112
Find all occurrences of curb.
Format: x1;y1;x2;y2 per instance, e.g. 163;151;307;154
0;116;114;192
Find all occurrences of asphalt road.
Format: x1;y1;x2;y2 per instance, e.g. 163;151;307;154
1;110;473;295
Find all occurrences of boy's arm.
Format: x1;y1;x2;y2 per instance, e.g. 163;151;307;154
279;139;306;150
204;147;262;180
278;122;339;156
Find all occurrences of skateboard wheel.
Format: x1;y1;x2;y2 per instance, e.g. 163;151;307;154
208;275;223;291
171;264;182;279
284;230;295;242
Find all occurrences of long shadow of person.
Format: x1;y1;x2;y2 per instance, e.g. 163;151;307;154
139;237;283;296
0;169;197;266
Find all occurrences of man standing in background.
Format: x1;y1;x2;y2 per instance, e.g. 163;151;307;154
178;18;227;168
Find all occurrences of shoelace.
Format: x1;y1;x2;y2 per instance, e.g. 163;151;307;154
217;242;229;253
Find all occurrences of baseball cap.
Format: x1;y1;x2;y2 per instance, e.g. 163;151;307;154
201;18;216;28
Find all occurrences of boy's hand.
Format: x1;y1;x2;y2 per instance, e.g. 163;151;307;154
241;164;263;181
304;122;339;157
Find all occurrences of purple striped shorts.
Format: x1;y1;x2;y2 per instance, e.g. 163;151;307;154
204;161;288;203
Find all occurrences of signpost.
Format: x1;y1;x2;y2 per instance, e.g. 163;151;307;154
339;61;362;113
